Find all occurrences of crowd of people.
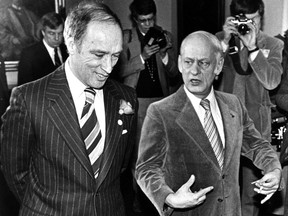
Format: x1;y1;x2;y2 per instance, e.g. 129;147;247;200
1;0;288;216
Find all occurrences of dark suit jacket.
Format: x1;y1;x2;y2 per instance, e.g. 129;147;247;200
136;86;281;216
18;41;68;85
1;65;138;216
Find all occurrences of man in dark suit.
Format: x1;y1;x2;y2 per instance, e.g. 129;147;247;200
18;11;68;85
1;2;138;216
135;31;281;216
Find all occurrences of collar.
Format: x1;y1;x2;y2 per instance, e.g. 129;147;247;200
43;39;55;53
184;86;218;112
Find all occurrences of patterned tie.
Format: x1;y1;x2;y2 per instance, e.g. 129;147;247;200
80;87;103;178
54;48;61;67
200;99;224;169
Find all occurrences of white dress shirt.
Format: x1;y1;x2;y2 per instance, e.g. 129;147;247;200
184;86;225;146
43;39;63;65
65;58;106;145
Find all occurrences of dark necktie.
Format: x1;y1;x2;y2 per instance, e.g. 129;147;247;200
80;87;103;178
54;48;61;67
200;99;224;169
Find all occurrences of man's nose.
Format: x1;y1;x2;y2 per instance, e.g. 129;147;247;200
190;63;201;75
101;56;113;74
54;33;62;41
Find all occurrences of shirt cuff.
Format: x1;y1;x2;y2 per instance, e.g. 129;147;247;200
140;54;145;64
161;53;169;65
249;50;259;61
221;41;229;52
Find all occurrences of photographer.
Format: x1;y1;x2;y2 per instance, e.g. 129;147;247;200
215;0;283;215
117;0;178;214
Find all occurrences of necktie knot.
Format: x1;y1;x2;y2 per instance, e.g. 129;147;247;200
84;87;96;105
200;99;210;111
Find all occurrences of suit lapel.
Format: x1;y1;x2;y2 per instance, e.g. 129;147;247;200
46;66;94;178
175;87;221;170
96;80;123;189
215;93;238;170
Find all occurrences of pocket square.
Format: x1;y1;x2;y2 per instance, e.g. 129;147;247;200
122;129;128;135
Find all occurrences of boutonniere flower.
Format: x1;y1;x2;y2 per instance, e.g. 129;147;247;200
119;99;134;115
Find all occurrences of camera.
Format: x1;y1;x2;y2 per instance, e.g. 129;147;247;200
231;14;253;35
144;27;167;49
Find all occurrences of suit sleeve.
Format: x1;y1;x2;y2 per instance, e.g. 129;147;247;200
162;31;179;79
249;37;283;90
1;87;34;202
135;104;174;216
239;97;281;173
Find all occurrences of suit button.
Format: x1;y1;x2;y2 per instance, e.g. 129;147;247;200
222;174;225;179
218;198;223;202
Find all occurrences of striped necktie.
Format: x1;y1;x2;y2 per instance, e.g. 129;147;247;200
80;87;103;178
200;99;224;169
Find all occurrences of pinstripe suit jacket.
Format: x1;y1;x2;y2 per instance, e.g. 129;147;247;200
0;65;138;216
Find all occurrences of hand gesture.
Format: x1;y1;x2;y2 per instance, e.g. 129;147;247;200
165;175;214;209
252;169;281;204
141;44;160;61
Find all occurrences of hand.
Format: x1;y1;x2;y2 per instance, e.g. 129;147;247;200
165;175;214;209
159;32;172;58
141;44;160;61
252;169;281;204
222;16;238;45
238;22;257;51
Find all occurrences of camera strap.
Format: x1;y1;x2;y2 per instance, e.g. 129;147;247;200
229;36;253;75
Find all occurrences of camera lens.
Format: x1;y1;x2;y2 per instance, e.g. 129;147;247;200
238;24;250;35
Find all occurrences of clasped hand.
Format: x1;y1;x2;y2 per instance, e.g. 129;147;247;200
165;175;213;209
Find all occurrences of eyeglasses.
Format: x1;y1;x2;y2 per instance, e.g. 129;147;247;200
136;16;155;25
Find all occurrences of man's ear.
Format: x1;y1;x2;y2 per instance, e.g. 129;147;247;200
215;56;224;76
178;55;183;74
65;37;76;55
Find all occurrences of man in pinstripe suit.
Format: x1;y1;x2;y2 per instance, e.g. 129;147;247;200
0;2;138;215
